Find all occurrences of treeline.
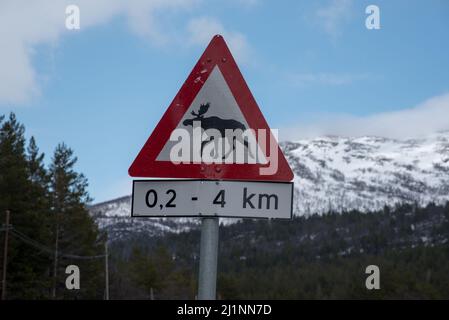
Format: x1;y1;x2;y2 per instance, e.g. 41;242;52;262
2;112;449;299
109;202;449;299
0;113;105;299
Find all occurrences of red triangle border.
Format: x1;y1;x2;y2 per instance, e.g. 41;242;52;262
128;35;293;182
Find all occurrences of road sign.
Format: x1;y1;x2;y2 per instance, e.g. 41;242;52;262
128;35;295;301
132;180;293;219
128;34;293;182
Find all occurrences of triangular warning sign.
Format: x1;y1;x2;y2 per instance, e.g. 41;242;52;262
128;35;293;181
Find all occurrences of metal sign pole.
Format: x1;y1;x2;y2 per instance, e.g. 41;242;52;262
197;217;219;300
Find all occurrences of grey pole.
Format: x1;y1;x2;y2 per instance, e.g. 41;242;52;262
197;217;219;300
1;210;10;300
105;241;109;300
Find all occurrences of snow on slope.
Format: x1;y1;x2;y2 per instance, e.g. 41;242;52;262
90;196;239;239
89;196;202;239
285;132;449;214
90;132;449;238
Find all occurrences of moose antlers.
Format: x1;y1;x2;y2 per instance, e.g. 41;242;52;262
191;102;210;118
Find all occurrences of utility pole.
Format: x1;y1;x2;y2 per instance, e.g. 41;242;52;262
1;210;10;300
197;217;219;300
52;218;59;299
105;241;109;300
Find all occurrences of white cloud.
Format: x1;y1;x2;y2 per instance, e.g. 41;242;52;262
282;93;449;140
0;0;254;105
187;17;251;64
289;72;370;86
0;0;199;105
315;0;353;39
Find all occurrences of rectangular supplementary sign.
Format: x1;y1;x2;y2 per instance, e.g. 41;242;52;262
131;180;293;219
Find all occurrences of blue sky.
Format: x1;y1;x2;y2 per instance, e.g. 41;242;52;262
1;0;448;202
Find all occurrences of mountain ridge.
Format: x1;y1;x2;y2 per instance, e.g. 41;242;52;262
90;132;449;239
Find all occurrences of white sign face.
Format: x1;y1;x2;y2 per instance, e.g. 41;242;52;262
132;180;293;219
156;66;268;164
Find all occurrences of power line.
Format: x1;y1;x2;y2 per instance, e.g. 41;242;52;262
1;227;106;260
1;221;110;299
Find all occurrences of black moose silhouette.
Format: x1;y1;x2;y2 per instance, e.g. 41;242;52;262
182;102;254;160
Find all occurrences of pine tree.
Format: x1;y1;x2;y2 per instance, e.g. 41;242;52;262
0;113;51;299
129;246;160;298
49;143;104;299
25;136;53;296
27;137;49;190
0;113;28;212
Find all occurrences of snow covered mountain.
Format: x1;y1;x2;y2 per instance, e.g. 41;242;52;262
89;132;449;239
89;196;200;239
287;132;449;214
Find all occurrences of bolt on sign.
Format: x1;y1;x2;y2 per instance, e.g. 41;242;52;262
129;35;294;219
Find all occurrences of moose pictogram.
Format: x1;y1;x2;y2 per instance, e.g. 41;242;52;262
183;102;255;160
